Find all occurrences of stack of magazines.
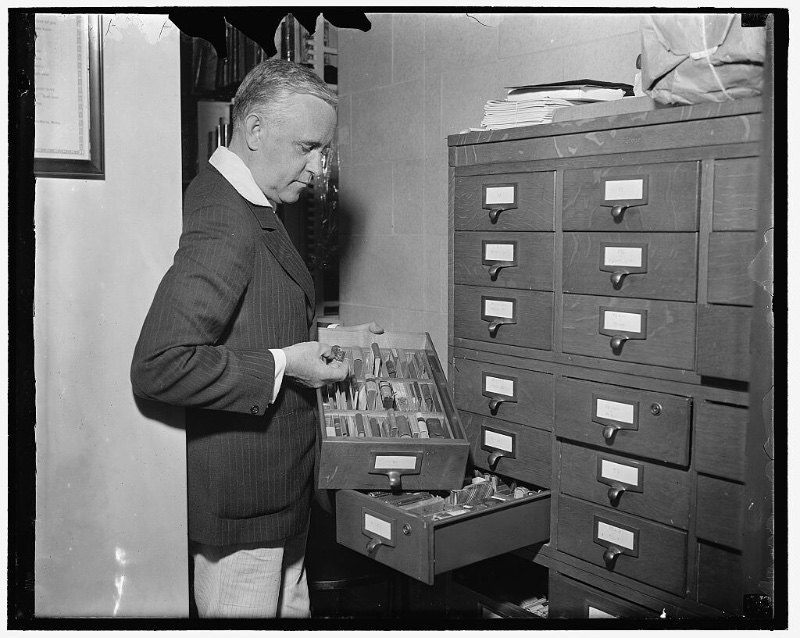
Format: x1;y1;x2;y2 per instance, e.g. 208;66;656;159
480;80;633;130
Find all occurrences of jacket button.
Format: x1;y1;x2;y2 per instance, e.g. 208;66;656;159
250;405;259;415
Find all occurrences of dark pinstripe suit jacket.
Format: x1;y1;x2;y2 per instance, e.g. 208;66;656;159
131;165;318;545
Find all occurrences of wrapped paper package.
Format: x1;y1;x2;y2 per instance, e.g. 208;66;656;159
640;13;765;105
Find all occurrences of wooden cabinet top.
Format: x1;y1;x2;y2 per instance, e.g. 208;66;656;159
447;97;763;148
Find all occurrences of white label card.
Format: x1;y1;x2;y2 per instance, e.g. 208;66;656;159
484;430;514;452
484;243;515;262
596;398;635;424
374;455;418;471
484;185;515;205
484;299;514;319
597;521;636;551
601;459;640;486
603;310;642;333
364;513;392;540
485;375;515;397
604;178;644;201
588;607;616;619
604;246;643;268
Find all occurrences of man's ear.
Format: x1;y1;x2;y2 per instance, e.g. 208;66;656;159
244;113;263;151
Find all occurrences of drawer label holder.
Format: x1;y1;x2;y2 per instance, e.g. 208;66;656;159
594;515;640;569
482;371;518;416
482;295;517;337
592;393;640;441
369;452;423;490
600;175;649;221
362;508;397;554
480;424;517;469
599;242;649;288
598;307;648;353
482;182;519;224
482;239;518;281
596;453;644;504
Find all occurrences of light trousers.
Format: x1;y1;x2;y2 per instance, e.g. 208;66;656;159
192;527;310;618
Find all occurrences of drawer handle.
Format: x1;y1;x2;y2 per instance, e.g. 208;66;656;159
488;398;506;415
602;424;620;441
610;271;628;287
607;485;626;504
488;263;515;280
487;449;506;468
366;538;384;554
488;318;514;337
488;208;508;223
386;470;402;490
603;546;623;568
610;204;628;220
610;335;628;351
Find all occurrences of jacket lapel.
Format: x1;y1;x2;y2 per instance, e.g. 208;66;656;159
247;201;316;317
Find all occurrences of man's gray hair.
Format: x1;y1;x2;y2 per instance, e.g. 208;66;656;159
231;58;337;132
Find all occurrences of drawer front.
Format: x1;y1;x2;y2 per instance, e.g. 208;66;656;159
548;572;659;619
454;358;554;430
713;157;760;231
462;411;551;487
335;489;550;585
454;285;553;351
559;443;690;528
556;495;688;596
696;305;751;381
563;232;697;301
562;294;696;370
697;541;744;615
694;401;748;482
454;172;555;232
696;475;745;550
555;377;692;466
707;232;757;305
562;162;699;231
454;231;554;291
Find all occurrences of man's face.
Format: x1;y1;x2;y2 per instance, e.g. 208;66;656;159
249;93;337;205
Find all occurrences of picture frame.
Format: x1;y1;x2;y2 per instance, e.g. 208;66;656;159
33;13;104;179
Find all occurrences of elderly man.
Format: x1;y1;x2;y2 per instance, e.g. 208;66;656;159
131;59;379;618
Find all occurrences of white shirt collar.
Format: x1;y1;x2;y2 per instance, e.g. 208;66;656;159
209;146;272;208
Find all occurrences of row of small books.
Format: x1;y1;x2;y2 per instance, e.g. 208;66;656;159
480;80;634;130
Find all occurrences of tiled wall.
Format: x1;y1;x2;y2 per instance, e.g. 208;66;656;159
337;12;642;359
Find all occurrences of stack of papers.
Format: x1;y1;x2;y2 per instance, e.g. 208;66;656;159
479;80;633;131
481;98;585;129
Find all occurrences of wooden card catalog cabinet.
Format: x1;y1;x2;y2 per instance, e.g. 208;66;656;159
448;97;770;620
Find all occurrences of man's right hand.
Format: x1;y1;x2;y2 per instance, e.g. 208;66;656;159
282;341;348;389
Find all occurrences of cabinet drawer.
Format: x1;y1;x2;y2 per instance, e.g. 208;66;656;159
696;305;751;381
562;162;699;231
563;232;697;301
555;377;692;466
454;285;553;351
562;294;696;370
696;475;745;550
560;443;690;529
454;358;554;430
462;411;551;487
713;157;760;231
335;487;550;585
548;571;659;619
707;232;756;305
454;172;555;231
454;231;554;291
694;401;748;482
697;541;744;615
556;495;688;596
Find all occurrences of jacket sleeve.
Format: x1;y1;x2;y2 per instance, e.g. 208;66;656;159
131;204;275;414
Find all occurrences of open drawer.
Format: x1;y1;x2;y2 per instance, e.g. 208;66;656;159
335;481;551;585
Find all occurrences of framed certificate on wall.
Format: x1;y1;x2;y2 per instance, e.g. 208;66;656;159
34;13;104;179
